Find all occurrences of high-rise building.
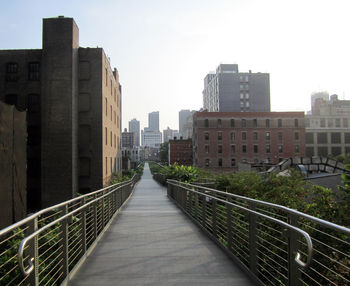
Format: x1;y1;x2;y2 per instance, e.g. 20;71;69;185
129;118;140;146
0;17;122;210
148;111;159;131
203;64;270;112
141;130;162;148
179;110;192;136
122;128;135;148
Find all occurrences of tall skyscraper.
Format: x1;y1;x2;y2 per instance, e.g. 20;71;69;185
148;111;159;131
203;64;270;112
129;118;140;146
179;109;195;139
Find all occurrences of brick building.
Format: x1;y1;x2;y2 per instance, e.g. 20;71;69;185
122;128;135;148
0;17;122;210
168;139;193;166
193;111;305;170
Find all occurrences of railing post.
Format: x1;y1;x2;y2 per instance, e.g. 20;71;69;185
60;205;69;280
212;199;217;238
188;190;193;216
194;189;198;220
27;218;39;286
248;202;258;275
93;194;98;240
202;194;207;228
287;214;302;286
81;198;87;255
101;190;105;228
227;198;233;251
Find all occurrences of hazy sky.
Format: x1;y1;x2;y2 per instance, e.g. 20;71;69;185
1;0;349;132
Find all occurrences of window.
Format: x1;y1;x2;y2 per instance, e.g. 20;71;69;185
278;119;282;127
230;119;235;127
110;157;112;173
242;145;247;153
254;145;258;153
305;118;310;127
7;62;18;73
231;158;236;167
218;158;222;167
205;132;209;140
105;68;108;86
336;118;341;127
253;132;258;140
294;119;299;127
278;145;283;153
331;147;342;156
218;132;222;140
204;119;209;127
331;133;341;144
253;119;257;127
27;94;40;113
245;93;250;99
306;133;314;144
295;145;300;153
318;146;328;157
320;118;326;127
105;157;107;174
105;98;107;116
205;145;209;154
110;105;112;121
266;119;270;128
218;145;222;154
294;132;299;141
114;134;116;148
231;145;235;154
317;133;327;144
345;133;350;144
266;132;270;141
28;62;40;81
217;119;222;128
343;118;348;128
278;132;283;142
242;132;247;140
241;119;246;127
205;159;209;167
240;93;244;99
114;111;116;124
110;131;112;146
266;144;271;153
105;127;108;145
230;132;235;141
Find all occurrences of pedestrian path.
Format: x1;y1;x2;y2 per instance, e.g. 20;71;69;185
69;163;253;285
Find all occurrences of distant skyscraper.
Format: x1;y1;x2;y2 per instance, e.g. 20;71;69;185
148;111;159;131
129;118;140;146
163;127;178;142
203;64;270;112
179;110;195;139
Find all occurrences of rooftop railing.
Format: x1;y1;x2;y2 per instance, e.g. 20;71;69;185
0;174;140;286
167;179;350;286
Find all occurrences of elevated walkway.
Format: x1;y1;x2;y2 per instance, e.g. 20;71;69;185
69;164;253;285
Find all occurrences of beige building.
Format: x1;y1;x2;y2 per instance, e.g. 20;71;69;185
306;94;350;157
0;17;122;210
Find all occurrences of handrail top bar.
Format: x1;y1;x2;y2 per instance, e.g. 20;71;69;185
167;179;350;235
0;175;136;236
169;181;313;268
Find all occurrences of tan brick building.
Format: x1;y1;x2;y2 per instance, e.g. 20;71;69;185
0;17;122;210
193;111;305;170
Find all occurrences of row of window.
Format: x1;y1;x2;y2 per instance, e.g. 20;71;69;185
5;62;40;81
306;146;350;157
105;156;119;174
105;127;120;149
105;67;120;107
105;97;120;127
204;118;299;128
306;118;349;128
305;132;350;144
204;131;300;141
204;144;300;154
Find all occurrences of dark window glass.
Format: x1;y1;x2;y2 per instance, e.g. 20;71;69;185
204;132;209;140
218;145;222;154
306;147;314;157
231;158;236;167
241;119;246;127
242;145;247;153
344;133;350;144
204;119;209;127
278;145;283;153
231;145;235;154
242;132;246;140
318;147;328;156
217;119;222;128
278;119;282;127
306;133;314;144
266;144;271;153
231;119;235;127
230;132;235;141
218;132;222;140
205;159;209;167
28;62;40;80
253;132;258;140
218;158;222;167
317;133;327;144
6;62;18;73
254;145;258;153
266;119;270;128
331;132;341;144
294;132;299;141
332;147;342;156
253;119;257;127
294;119;299;127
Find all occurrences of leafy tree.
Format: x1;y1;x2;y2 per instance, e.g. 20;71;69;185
159;142;169;163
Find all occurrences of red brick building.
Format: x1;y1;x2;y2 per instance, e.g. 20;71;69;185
193;111;305;170
169;139;193;166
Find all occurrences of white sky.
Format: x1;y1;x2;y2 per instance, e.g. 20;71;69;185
1;0;350;132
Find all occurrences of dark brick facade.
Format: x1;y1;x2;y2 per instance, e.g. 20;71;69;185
0;17;121;210
169;139;193;166
193;111;305;170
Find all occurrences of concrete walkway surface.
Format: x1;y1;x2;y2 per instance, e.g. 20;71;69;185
69;163;253;286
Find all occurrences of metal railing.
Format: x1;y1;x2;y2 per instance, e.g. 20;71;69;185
167;180;350;286
0;174;140;286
